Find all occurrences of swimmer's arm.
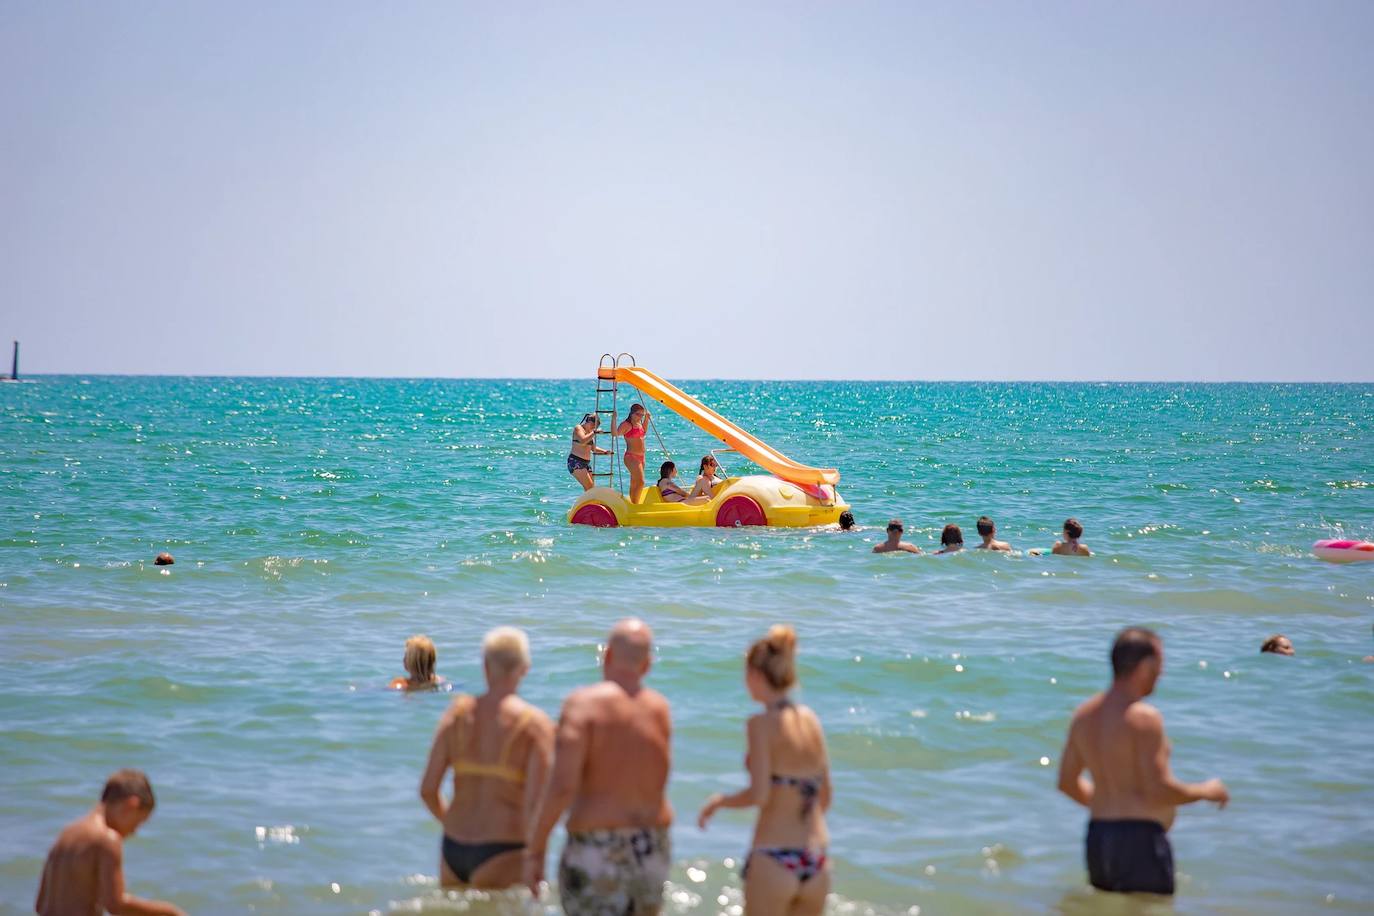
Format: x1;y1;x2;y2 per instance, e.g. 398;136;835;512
522;716;555;830
699;716;769;827
418;710;454;823
527;697;589;857
99;842;185;916
1137;709;1226;807
1056;727;1094;807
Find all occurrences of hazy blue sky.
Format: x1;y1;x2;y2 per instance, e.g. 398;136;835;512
2;2;1371;380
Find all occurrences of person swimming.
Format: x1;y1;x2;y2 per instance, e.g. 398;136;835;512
419;627;554;889
974;516;1012;551
698;625;832;915
390;635;445;692
1053;518;1093;556
617;404;650;504
690;454;722;501
838;511;855;531
568;413;611;491
873;518;922;554
1260;634;1294;656
935;524;964;554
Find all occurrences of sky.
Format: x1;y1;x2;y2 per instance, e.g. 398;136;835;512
2;2;1371;381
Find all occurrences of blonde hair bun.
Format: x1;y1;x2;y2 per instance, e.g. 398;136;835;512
748;624;798;690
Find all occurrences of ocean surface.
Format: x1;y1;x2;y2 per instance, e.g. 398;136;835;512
2;376;1372;916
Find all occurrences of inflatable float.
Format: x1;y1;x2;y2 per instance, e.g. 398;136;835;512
568;355;849;528
1312;539;1374;563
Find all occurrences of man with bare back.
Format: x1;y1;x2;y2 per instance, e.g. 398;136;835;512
525;618;673;915
1058;628;1228;896
36;769;185;916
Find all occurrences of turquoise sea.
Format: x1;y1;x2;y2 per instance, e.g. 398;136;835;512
2;376;1372;915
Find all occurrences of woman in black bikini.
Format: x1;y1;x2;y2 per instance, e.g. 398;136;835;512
419;627;554;890
698;625;832;915
568;413;610;491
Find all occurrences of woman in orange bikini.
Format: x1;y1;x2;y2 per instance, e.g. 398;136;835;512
617;403;651;503
419;627;553;889
698;625;833;915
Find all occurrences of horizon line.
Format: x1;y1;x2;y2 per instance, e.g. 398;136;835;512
8;372;1373;385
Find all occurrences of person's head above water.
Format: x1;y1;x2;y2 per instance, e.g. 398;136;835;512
1064;518;1085;540
941;524;963;547
659;460;676;481
1260;634;1295;656
604;617;654;682
483;625;531;684
745;624;798;699
838;511;855;530
1110;627;1162;695
977;516;995;537
886;518;904;536
101;769;156;837
403;634;437;683
154;552;174;566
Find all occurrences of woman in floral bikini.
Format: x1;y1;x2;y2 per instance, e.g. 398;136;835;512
698;625;832;915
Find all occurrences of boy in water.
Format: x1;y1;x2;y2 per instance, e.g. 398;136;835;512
1053;518;1092;556
36;769;185;916
974;516;1012;551
873;518;922;554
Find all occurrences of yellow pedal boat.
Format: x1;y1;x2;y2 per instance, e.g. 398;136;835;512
567;356;849;528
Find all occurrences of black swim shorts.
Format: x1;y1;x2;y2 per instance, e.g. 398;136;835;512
1086;819;1174;895
567;453;592;475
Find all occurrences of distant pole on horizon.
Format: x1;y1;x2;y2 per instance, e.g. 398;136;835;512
9;341;16;380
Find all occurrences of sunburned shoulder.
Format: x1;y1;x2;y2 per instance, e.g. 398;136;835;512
1123;699;1163;730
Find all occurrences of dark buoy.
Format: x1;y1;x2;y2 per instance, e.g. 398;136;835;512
8;341;15;381
154;552;175;566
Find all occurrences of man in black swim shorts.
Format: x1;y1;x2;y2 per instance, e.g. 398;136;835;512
1057;628;1229;896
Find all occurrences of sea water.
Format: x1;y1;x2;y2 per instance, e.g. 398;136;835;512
1;377;1371;915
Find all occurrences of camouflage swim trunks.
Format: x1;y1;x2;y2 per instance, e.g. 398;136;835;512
558;827;671;915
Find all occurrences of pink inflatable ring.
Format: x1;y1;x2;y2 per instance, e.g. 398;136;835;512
1312;539;1374;563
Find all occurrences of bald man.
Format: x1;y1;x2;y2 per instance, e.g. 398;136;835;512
525;618;673;915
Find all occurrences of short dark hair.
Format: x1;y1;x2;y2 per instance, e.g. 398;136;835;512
1111;627;1160;678
887;518;904;532
941;524;962;546
1064;518;1084;539
1260;634;1288;654
102;769;155;810
976;516;994;536
838;511;855;530
659;460;675;480
582;412;598;425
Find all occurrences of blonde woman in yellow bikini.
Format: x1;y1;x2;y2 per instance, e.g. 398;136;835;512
420;627;554;889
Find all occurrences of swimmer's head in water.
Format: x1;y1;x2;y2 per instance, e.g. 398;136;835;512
747;624;798;692
838;511;855;530
887;518;904;534
977;516;995;537
1260;634;1295;656
154;552;174;566
403;635;437;683
659;460;676;480
941;524;963;546
483;626;531;679
101;769;155;835
1064;518;1084;540
1110;627;1162;691
605;617;653;678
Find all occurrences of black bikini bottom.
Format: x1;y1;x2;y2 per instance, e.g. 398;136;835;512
442;835;525;884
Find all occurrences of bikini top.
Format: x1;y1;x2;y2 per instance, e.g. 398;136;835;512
761;698;822;818
449;697;536;785
572;426;596;446
624;424;646;439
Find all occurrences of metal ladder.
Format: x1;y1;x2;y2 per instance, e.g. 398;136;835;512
592;352;637;495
